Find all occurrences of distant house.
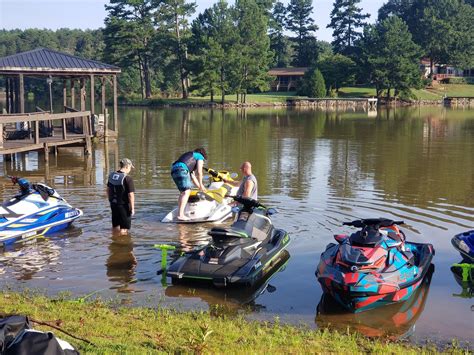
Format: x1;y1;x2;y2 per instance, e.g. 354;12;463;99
268;67;308;92
420;58;474;81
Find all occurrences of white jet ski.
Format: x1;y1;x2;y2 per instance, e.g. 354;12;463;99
162;168;239;224
0;176;82;247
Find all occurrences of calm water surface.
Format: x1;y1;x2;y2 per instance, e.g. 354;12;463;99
0;106;473;345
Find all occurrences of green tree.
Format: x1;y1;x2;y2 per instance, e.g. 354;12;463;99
298;68;326;97
318;53;356;92
286;0;319;67
103;0;157;99
361;16;422;99
269;1;291;67
409;0;474;73
377;0;413;21
189;0;238;104
234;0;273;103
327;0;370;55
154;0;196;99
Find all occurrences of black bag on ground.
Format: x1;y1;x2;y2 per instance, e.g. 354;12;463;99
0;315;78;355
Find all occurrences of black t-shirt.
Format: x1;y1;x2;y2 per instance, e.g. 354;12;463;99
107;171;135;205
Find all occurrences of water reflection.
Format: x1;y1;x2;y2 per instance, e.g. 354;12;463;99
450;263;474;302
105;234;137;293
315;266;434;340
165;250;290;316
0;228;81;280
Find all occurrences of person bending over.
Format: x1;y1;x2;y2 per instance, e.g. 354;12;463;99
171;148;207;221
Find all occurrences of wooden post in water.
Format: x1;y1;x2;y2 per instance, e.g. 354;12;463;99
62;80;67;139
80;78;86;133
19;74;24;114
70;79;76;131
113;74;118;132
90;75;95;136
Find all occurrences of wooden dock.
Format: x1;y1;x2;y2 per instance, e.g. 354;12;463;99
0;111;94;162
286;97;378;110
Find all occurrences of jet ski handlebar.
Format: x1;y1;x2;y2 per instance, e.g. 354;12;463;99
343;218;404;228
227;195;266;210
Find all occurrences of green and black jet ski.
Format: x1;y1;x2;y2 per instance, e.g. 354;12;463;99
166;196;290;288
165;250;290;315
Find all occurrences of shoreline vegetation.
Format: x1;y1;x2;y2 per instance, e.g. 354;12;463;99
0;291;466;353
117;85;474;108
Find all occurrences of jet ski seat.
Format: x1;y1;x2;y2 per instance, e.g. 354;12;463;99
208;213;272;242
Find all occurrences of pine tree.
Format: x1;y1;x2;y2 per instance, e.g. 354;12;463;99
361;16;422;99
234;0;274;103
155;0;196;99
408;0;474;73
298;68;326;97
327;0;370;55
189;0;239;104
103;0;157;99
269;1;291;67
286;0;319;67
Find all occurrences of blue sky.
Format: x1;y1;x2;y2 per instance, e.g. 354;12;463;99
0;0;383;42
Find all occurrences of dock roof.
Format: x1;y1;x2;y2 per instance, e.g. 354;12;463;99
0;48;121;76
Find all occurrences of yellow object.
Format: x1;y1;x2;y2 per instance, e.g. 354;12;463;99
189;170;236;204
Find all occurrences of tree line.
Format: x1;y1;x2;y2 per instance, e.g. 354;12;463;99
1;0;473;102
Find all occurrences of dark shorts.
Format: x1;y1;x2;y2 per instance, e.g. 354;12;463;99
171;167;192;192
111;204;132;229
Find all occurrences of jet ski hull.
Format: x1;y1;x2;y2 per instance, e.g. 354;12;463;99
0;207;82;246
451;230;474;263
168;229;290;288
316;241;434;313
162;179;238;224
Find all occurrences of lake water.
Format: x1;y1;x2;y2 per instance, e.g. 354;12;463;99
0;106;473;346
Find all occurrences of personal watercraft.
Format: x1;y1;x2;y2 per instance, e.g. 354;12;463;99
0;176;82;246
161;168;239;224
315;218;434;312
316;265;434;340
165;250;290;315
451;230;474;263
166;196;290;287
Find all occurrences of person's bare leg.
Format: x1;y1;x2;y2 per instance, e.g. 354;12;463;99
120;228;129;235
177;189;190;220
112;226;121;236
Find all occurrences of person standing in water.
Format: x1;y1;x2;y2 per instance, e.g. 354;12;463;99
171;148;207;221
223;161;258;199
107;158;135;235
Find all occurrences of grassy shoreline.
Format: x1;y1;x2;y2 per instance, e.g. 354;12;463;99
0;291;465;353
118;85;474;108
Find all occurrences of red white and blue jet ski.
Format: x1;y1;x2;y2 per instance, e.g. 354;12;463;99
315;218;434;312
0;177;82;246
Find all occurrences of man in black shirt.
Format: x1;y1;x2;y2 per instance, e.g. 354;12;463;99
107;158;135;235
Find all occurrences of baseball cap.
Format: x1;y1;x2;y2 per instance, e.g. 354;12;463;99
120;158;135;168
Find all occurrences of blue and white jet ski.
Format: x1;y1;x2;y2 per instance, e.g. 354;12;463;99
0;177;82;246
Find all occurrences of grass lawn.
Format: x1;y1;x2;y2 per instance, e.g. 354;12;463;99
0;291;464;353
121;84;474;106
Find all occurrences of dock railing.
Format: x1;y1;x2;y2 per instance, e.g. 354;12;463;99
0;111;92;160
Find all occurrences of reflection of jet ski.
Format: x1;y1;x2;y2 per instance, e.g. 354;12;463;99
451;263;473;299
165;250;290;315
315;218;434;312
0;177;82;247
167;196;290;287
316;266;434;339
162;168;239;224
451;230;474;263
